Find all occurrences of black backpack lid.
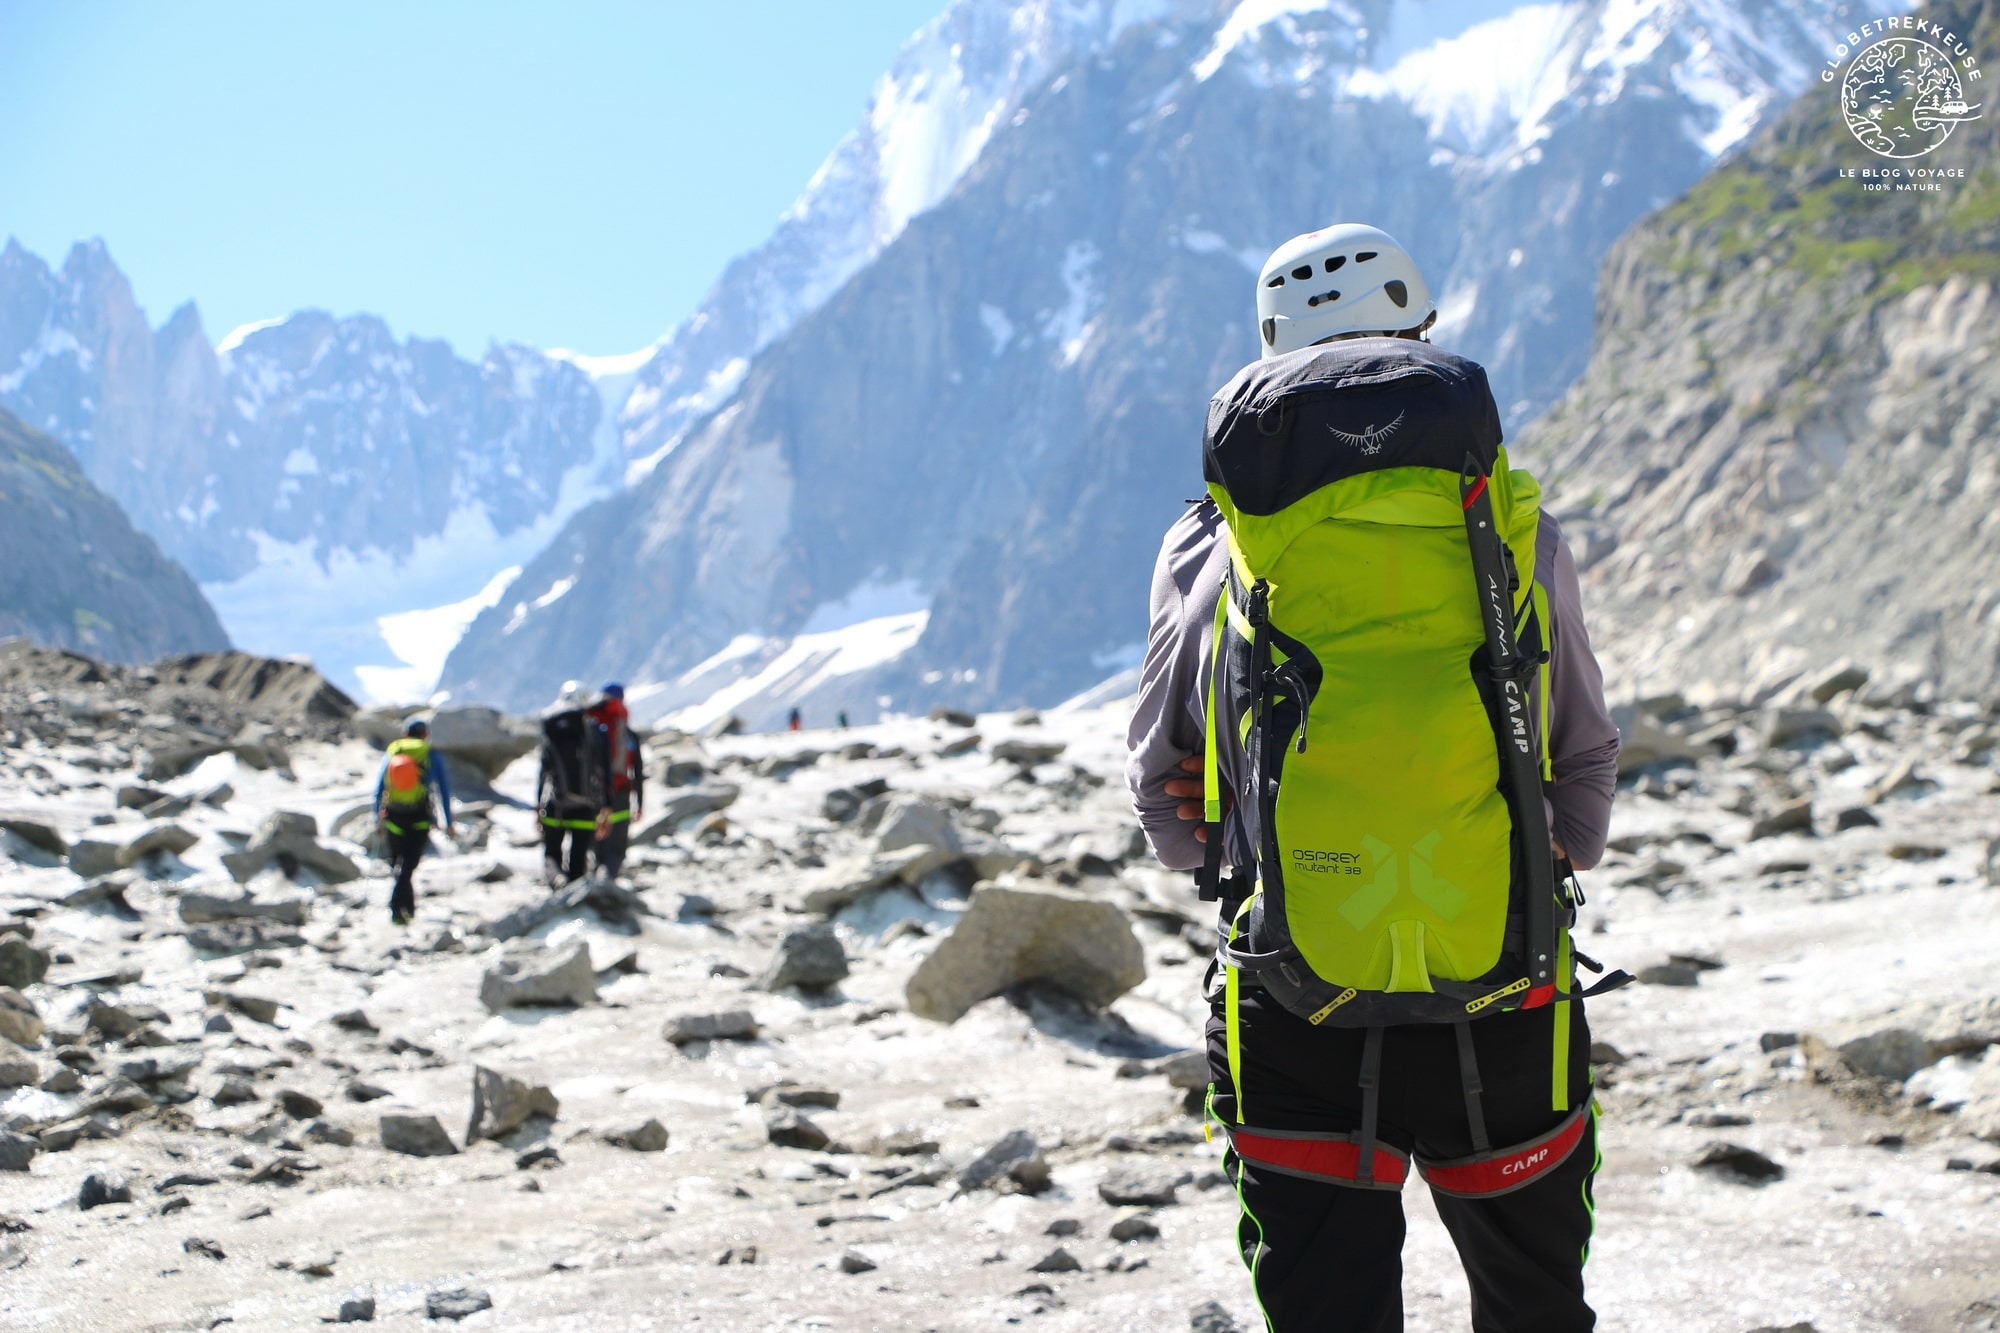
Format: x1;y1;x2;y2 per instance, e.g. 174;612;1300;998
1204;340;1504;518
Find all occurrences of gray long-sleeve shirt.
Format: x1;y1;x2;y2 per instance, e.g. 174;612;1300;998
1126;499;1620;877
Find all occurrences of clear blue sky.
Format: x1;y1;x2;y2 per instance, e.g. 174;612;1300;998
0;1;947;357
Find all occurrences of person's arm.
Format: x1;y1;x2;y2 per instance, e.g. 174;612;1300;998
1536;515;1619;871
631;737;645;820
373;761;386;817
1127;504;1227;872
431;752;454;830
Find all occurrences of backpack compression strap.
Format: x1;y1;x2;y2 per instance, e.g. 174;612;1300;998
1460;457;1558;1003
1197;573;1231;901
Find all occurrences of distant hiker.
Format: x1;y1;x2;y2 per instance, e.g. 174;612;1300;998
787;706;802;732
1127;223;1623;1332
536;685;611;886
837;710;849;729
375;717;453;925
586;682;644;879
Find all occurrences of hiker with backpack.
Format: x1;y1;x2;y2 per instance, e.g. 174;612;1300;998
374;717;455;925
1126;224;1623;1332
586;682;644;879
537;685;613;886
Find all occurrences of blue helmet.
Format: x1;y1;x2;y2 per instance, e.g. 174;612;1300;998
599;681;625;700
405;718;429;738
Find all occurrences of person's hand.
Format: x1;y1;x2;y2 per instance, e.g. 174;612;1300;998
1552;839;1567;861
595;809;611;838
1164;755;1222;844
376;804;388;825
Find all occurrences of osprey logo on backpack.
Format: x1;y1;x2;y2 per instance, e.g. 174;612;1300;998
1328;410;1405;456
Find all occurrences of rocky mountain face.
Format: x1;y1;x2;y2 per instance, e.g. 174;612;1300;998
445;0;1846;723
0;407;228;663
1521;0;2000;705
0;240;606;689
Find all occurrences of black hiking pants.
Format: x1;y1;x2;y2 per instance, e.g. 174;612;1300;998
1206;975;1597;1333
542;802;594;885
382;816;431;920
595;815;629;878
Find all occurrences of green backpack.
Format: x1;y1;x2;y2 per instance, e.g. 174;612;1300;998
1198;340;1621;1071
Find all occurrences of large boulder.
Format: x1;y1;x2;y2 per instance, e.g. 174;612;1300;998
1816;997;2000;1082
220;811;360;885
150;651;356;725
66;839;123;880
478;940;598;1013
466;1066;559;1142
379;1112;458;1157
425;706;538;778
0;813;66;858
759;924;849;992
1610;704;1700;775
0;987;43;1047
872;795;965;856
117;822;200;869
0;938;50;989
631;786;741;845
906;884;1145;1023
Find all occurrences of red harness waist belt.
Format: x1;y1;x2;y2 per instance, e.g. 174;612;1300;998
1227;1104;1589;1199
1225;1127;1409;1191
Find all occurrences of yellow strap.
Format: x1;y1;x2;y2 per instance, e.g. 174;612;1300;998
1203;575;1229;825
1226;895;1255;1125
1552;928;1573;1112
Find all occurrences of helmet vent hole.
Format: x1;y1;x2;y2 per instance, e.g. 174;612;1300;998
1305;290;1341;308
1261;317;1277;346
1385;280;1408;309
1266;275;1285;288
1290;265;1314;281
1356;251;1378;262
1324;256;1346;273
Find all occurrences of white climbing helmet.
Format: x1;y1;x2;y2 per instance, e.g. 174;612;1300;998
1255;223;1436;358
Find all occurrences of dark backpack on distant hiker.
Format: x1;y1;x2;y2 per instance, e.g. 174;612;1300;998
540;707;605;809
1196;340;1630;1130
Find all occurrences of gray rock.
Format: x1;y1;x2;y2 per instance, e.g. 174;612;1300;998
0;938;50;989
222;992;283;1025
36;1112;121;1151
345;1081;392;1103
478;939;598;1013
764;1104;831;1151
467;1066;559;1142
1808;662;1870;703
277;1089;324;1120
1690;1142;1784;1184
220;811;361;885
66;839;122;879
78;1172;134;1209
820;788;864;822
0;988;43;1047
378;1113;457;1157
992;738;1066;765
139;792;196;819
0;1130;36;1171
1099;1165;1180;1207
304;1120;356;1147
199;782;235;807
1028;1246;1082;1273
117;784;172;810
1986;834;2000;888
631;786;741;844
1637;963;1702;987
0;1052;38;1087
0;814;66;858
1760;708;1841;748
331;1009;378;1034
957;1129;1048;1193
1190;1300;1242;1333
117;1052;202;1084
873;795;965;856
1748;802;1814;840
1759;1032;1798;1053
117;822;199;868
664;1010;759;1045
426;705;538;780
177;891;309;927
334;1295;376;1322
801;845;955;915
424;1288;492;1321
760;923;849;992
838;1248;878;1274
1109;1211;1161;1241
604;1118;668;1152
1833;806;1879;831
906;884;1145;1023
1685;1110;1753;1128
1818;998;2000;1082
1867;758;1934;804
1611;706;1700;775
188;921;304;955
928;707;976;728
